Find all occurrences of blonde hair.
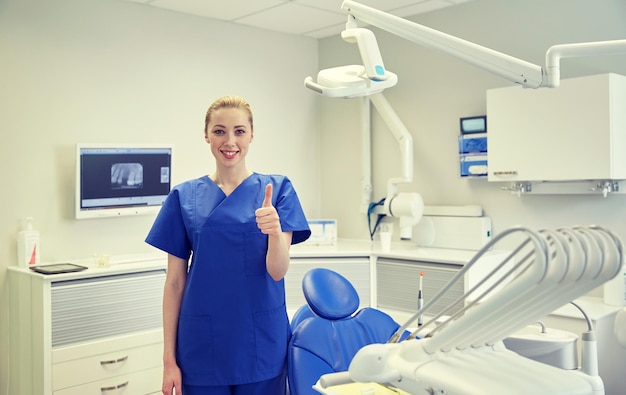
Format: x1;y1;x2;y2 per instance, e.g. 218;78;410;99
204;95;254;133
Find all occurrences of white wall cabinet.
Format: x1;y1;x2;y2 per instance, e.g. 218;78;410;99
487;73;626;186
8;262;166;395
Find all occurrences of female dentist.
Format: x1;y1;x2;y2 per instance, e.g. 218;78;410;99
146;95;311;395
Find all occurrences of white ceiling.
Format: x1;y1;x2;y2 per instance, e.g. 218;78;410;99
125;0;472;39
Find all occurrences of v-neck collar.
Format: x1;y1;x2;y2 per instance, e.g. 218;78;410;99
206;172;255;197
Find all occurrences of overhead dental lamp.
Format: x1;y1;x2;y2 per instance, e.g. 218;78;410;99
305;26;398;98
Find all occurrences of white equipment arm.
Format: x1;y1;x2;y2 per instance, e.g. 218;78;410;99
341;0;626;88
368;93;423;239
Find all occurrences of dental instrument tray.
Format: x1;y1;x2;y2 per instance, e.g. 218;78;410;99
29;263;87;275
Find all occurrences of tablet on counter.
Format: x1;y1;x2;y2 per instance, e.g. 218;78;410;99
29;263;88;274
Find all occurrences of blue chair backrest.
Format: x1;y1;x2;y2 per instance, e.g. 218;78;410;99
290;304;316;331
287;268;406;395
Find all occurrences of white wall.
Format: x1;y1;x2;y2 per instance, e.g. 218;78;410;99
0;0;320;390
317;0;626;243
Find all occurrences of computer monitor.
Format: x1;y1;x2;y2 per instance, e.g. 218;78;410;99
75;143;173;219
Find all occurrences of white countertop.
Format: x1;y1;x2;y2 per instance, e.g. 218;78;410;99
8;253;167;281
11;239;621;321
9;238;485;281
291;238;494;264
292;239;624;321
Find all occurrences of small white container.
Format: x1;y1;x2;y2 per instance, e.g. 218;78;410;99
94;253;110;268
379;232;392;251
17;217;40;267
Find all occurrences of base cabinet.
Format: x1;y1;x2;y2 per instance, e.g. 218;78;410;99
52;332;163;393
8;263;166;395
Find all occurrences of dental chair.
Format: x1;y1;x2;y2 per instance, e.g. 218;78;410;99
287;268;408;395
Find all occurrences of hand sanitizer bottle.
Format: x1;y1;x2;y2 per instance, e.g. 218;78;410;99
17;217;40;267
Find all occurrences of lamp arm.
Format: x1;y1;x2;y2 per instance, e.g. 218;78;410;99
545;39;626;87
367;92;424;237
368;92;412;216
369;93;413;185
341;1;626;89
341;0;544;88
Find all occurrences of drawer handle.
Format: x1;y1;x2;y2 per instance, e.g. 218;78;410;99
100;381;129;392
100;355;129;365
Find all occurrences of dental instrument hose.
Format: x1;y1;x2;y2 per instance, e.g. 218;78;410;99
367;198;386;240
418;271;424;326
570;301;598;377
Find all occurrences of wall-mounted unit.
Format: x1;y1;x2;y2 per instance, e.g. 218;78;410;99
458;115;488;178
487;73;626;195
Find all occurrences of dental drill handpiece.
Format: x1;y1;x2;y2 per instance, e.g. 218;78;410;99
418;272;424;326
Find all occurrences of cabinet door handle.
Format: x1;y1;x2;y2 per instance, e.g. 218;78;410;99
100;381;129;392
100;355;129;365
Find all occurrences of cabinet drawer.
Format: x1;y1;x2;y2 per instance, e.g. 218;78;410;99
53;342;162;390
53;366;162;395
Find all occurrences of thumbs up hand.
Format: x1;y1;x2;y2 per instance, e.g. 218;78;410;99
255;183;282;235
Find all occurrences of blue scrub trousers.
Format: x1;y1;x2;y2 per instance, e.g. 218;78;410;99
182;371;286;395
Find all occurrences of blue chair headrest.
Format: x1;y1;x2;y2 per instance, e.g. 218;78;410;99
302;268;360;320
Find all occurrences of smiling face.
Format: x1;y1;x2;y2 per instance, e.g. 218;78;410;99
205;107;254;171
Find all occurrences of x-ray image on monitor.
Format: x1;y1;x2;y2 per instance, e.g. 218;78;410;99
111;163;144;189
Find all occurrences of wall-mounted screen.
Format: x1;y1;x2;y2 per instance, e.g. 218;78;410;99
460;115;487;134
75;144;173;219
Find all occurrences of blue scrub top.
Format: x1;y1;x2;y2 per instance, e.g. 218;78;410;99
146;173;311;386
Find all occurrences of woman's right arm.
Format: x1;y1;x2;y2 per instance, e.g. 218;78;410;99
162;254;188;395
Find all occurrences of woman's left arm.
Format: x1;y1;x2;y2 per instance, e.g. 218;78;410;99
265;231;293;280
